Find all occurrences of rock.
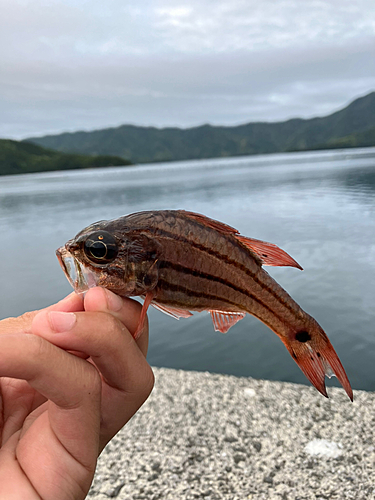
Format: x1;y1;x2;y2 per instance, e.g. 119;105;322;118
88;367;373;500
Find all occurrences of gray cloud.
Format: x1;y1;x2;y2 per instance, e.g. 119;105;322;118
1;0;374;138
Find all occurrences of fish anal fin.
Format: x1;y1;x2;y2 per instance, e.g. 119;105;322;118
283;337;353;401
181;210;239;235
210;310;246;333
151;302;193;319
236;235;303;270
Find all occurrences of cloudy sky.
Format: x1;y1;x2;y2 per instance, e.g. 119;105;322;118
1;0;375;139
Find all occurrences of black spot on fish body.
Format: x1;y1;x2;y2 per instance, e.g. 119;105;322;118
295;330;311;343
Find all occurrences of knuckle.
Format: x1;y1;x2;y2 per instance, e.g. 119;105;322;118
139;364;155;399
26;332;48;355
35;336;57;362
86;364;102;395
121;363;154;402
19;311;38;329
103;312;124;336
20;311;36;322
22;334;55;375
0;311;37;333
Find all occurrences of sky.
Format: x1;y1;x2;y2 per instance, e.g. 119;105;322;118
1;0;375;139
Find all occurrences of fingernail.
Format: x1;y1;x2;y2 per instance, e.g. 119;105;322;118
48;311;76;333
105;289;123;312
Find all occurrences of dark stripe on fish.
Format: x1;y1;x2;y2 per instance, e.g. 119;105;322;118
136;227;300;321
155;279;276;332
158;260;286;324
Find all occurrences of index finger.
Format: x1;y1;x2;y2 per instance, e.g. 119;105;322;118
0;293;84;335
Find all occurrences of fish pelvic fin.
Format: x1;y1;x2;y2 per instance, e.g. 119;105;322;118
151;302;193;319
236;236;303;270
282;334;353;401
210;310;246;333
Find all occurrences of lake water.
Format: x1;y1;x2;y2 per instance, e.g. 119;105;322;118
1;148;375;392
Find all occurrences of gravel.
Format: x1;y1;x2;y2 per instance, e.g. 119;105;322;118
88;367;375;500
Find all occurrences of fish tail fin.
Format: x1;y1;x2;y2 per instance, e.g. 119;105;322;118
282;334;353;401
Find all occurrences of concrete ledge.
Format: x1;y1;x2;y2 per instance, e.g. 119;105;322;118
88;367;374;500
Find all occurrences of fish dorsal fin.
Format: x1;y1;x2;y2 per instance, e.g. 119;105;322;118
210;310;246;333
151;302;193;319
181;210;239;235
180;210;302;270
236;236;303;270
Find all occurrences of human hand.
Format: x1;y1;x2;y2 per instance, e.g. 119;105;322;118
0;288;154;500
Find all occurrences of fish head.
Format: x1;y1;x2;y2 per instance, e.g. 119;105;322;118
56;219;161;297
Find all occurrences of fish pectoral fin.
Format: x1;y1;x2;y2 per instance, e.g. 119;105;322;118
151;302;193;320
133;291;155;340
235;235;303;270
210;310;246;334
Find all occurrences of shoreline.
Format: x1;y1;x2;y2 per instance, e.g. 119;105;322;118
3;145;375;178
89;367;374;500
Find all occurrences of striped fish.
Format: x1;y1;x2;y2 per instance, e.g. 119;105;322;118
56;209;353;400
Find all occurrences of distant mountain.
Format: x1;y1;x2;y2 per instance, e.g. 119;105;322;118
309;126;375;150
25;92;375;164
0;139;131;176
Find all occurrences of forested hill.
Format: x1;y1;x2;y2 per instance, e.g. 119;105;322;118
0;139;131;176
25;91;375;164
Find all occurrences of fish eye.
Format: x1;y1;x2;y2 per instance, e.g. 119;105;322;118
83;231;118;264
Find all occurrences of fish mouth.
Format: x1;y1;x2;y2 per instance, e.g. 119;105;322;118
56;246;99;294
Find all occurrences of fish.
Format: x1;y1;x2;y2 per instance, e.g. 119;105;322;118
56;209;353;400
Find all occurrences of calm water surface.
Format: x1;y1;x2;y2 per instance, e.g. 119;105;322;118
1;148;375;391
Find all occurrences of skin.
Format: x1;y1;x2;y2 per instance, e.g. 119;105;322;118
0;288;154;500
